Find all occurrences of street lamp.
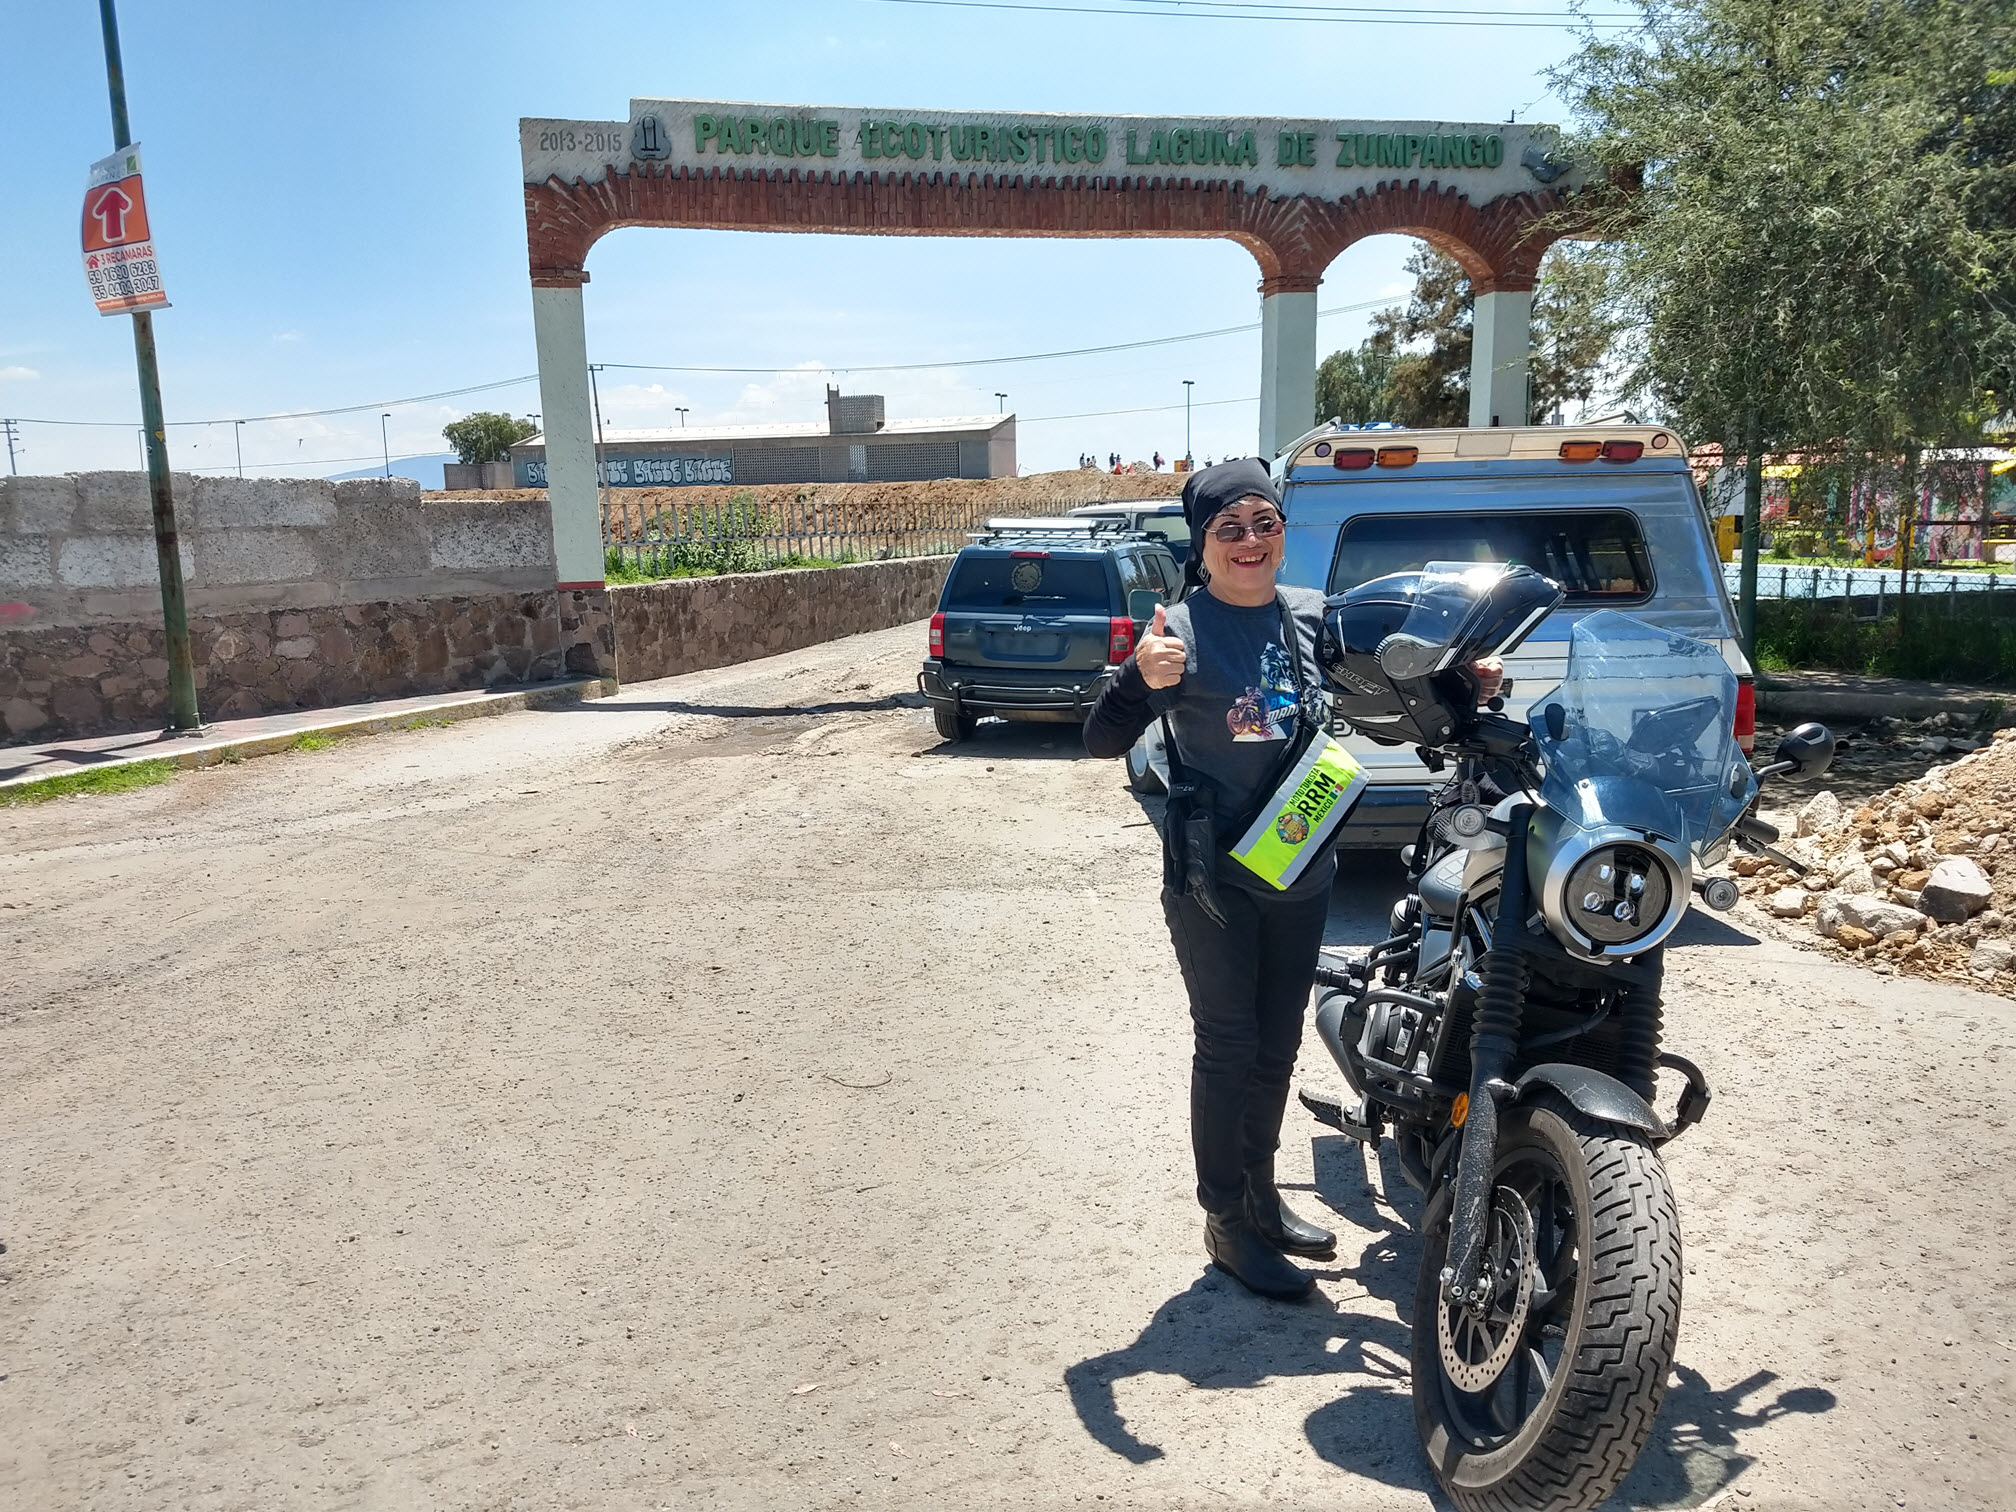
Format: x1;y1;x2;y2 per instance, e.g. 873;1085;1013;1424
676;407;688;428
995;392;1008;413
380;413;391;478
1183;380;1194;465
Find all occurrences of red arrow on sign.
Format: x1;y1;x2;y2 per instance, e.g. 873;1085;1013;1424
90;186;135;243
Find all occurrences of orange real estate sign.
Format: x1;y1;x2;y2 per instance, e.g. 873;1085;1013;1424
82;145;168;315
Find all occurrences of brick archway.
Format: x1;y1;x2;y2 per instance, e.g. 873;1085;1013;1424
524;163;1573;298
518;104;1598;671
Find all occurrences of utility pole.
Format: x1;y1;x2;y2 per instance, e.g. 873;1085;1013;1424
1183;380;1194;465
2;419;20;476
234;418;244;478
99;0;198;730
1737;409;1763;660
380;412;391;478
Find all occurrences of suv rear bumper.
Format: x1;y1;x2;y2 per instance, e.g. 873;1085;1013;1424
919;659;1112;718
1339;783;1432;849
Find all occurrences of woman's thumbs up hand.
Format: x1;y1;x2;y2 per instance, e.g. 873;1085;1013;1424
1136;602;1187;690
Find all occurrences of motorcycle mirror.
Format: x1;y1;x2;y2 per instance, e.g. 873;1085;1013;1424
1541;702;1567;741
1771;722;1837;780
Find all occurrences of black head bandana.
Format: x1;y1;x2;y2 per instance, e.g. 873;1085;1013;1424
1179;457;1284;588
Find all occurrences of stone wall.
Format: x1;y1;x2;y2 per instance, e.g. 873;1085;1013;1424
610;556;951;684
1;472;565;744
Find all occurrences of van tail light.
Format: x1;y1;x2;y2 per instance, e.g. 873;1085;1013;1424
1333;448;1376;471
1559;440;1603;462
1376;446;1419;468
1734;676;1756;754
929;612;945;657
1109;616;1136;663
1600;440;1645;463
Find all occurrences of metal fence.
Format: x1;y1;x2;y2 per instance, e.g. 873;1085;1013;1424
1723;561;2014;606
600;490;1090;575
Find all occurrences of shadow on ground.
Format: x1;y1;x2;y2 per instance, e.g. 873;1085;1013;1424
919;716;1094;761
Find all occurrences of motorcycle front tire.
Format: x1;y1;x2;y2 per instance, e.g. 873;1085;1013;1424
1411;1096;1682;1512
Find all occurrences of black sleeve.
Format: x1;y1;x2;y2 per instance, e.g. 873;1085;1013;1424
1082;655;1157;758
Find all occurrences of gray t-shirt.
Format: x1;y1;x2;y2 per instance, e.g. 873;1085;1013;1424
1156;584;1335;898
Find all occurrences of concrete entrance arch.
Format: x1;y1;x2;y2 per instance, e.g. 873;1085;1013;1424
520;100;1592;635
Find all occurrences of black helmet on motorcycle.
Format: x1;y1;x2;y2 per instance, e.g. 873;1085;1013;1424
1320;563;1563;748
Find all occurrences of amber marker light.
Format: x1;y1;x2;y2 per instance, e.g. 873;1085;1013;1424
1451;1092;1470;1128
1559;440;1604;462
1376;446;1419;468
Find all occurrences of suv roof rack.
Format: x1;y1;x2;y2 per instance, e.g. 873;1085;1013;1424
972;516;1149;541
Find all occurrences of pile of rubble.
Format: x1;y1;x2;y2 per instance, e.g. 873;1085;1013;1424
1731;727;2016;992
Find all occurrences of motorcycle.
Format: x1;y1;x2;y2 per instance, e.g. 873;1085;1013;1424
1303;563;1834;1512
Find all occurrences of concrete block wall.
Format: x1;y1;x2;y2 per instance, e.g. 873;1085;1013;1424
611;556;951;684
1;473;564;744
1;472;554;627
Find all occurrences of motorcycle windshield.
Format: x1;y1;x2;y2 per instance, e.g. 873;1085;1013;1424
1528;610;1756;852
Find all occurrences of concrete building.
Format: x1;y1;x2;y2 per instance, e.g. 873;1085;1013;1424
510;387;1015;489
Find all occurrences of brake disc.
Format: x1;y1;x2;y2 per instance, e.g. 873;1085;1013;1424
1437;1188;1538;1394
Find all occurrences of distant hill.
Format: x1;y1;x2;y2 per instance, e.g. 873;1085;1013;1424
327;452;454;489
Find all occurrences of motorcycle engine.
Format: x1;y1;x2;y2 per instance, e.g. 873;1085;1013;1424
1360;998;1427;1075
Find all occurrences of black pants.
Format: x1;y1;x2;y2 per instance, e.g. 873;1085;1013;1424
1162;881;1331;1216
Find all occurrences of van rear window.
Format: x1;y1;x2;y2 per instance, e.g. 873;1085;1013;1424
1328;510;1654;602
946;554;1110;609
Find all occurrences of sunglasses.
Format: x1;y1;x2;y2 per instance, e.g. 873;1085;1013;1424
1209;514;1284;544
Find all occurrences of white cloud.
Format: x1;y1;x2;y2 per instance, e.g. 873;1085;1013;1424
271;331;304;344
0;365;40;381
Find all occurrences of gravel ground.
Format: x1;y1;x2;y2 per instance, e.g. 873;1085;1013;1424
2;623;2012;1512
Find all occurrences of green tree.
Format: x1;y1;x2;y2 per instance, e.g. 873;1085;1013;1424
1314;334;1400;426
443;412;537;466
1373;245;1473;428
1315;241;1628;428
1553;0;2016;640
1529;243;1630;423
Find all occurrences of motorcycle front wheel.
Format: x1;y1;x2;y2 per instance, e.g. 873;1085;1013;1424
1411;1096;1682;1512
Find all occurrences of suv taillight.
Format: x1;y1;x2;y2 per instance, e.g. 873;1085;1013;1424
1734;676;1755;754
1108;616;1135;663
929;612;945;658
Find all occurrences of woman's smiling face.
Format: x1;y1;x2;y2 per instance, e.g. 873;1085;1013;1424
1199;494;1285;603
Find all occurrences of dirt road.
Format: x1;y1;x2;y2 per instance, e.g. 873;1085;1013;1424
3;623;2011;1511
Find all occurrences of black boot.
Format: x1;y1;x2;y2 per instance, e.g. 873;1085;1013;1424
1205;1212;1315;1301
1244;1162;1336;1258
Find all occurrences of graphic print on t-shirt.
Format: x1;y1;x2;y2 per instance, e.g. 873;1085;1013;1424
1226;641;1300;742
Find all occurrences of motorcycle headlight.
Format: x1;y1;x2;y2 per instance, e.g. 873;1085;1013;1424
1563;845;1672;945
1538;827;1689;959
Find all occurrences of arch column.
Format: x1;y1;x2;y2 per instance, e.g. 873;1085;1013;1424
1469;275;1536;429
1257;272;1322;462
529;263;616;679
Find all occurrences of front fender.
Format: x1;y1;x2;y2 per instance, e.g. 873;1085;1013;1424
1514;1062;1668;1140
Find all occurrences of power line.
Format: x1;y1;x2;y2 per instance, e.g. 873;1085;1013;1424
11;374;540;430
1023;393;1256;424
860;0;1636;26
11;294;1398;431
596;295;1396;378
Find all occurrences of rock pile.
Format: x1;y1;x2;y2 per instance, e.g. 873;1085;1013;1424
1730;727;2016;992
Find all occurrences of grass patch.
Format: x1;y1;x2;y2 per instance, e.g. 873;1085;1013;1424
397;716;453;730
0;759;176;806
288;730;338;752
1755;596;2016;684
604;549;852;585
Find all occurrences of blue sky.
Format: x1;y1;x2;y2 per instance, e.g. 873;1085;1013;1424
0;1;1600;481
